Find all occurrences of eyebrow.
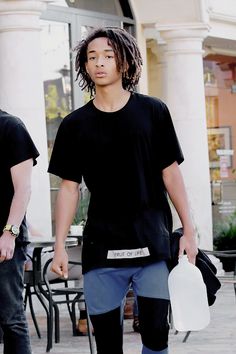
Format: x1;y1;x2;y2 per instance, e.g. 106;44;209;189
87;49;114;54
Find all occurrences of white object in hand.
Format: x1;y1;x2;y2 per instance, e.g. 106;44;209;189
168;255;210;331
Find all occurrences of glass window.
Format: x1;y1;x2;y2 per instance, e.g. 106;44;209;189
40;20;72;155
204;55;236;228
41;20;73;232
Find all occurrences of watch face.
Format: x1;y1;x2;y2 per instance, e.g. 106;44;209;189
3;224;19;237
11;225;19;235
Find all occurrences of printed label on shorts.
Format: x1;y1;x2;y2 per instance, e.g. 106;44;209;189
107;247;150;259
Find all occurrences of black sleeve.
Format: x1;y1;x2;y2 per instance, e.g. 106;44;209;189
48;117;82;184
154;101;184;170
8;117;39;168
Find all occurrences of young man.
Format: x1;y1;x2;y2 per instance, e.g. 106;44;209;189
0;109;39;354
48;27;198;354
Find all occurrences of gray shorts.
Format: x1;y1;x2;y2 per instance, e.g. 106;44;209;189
84;261;169;315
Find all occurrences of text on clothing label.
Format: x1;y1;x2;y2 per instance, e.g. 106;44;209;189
107;247;150;259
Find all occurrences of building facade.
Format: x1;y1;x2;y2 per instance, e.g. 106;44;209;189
0;0;236;248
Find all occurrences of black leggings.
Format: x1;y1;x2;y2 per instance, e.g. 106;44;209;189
90;296;169;354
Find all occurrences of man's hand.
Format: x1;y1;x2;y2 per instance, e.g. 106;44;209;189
178;230;198;265
51;247;69;279
0;232;16;262
1;158;34;263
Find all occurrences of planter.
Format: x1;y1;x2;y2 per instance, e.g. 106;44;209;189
69;225;83;236
218;256;236;272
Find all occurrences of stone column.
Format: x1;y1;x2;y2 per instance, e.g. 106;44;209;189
154;44;167;102
157;26;212;249
0;0;52;236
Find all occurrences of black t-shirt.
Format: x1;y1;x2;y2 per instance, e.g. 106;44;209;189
48;93;184;273
0;110;39;244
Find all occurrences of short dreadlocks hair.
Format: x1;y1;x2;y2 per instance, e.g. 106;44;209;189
74;27;143;97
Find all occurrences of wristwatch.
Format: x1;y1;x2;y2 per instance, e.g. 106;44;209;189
3;224;20;237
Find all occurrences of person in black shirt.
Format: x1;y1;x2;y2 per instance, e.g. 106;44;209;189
0;110;39;354
48;27;197;354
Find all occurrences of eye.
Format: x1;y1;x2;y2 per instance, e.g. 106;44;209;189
88;56;96;61
106;55;114;59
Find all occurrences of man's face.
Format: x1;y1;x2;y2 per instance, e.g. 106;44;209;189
85;37;122;88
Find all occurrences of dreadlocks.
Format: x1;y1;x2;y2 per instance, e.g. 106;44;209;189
74;27;143;97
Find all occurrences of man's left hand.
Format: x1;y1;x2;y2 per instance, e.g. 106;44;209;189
0;233;16;262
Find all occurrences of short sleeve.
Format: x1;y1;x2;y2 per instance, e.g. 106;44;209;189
8;118;39;167
154;101;184;170
48;117;82;184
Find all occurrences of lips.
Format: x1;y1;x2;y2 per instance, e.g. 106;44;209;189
95;72;106;78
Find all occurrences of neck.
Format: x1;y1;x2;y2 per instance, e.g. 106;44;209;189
93;86;130;112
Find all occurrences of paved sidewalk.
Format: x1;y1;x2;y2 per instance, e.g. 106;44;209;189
1;282;235;353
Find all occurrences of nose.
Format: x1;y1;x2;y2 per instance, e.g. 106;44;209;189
95;56;104;67
95;62;104;67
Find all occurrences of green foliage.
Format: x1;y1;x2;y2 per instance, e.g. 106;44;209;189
72;214;80;225
214;212;236;250
72;188;90;225
45;84;70;119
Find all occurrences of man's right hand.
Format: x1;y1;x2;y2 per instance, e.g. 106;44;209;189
51;247;69;279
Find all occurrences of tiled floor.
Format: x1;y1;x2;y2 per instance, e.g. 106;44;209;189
1;282;235;353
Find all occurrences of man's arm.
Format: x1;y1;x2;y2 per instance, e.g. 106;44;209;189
162;161;198;264
51;179;80;278
0;159;33;261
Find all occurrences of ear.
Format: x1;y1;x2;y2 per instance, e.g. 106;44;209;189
122;64;129;79
123;61;129;74
85;62;89;74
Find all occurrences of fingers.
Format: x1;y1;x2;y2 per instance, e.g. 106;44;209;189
177;252;196;265
63;268;68;279
51;261;68;279
186;244;198;265
0;235;15;262
183;248;197;265
187;255;196;265
178;245;184;258
0;249;6;263
51;263;63;277
50;249;69;279
178;235;197;265
0;249;14;262
178;237;185;258
61;261;68;279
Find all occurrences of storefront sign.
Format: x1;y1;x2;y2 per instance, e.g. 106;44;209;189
219;155;229;178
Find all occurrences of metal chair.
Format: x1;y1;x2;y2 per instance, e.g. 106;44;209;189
24;268;42;339
202;249;236;297
41;257;94;353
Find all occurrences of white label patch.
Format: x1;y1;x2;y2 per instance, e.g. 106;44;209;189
107;247;150;259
